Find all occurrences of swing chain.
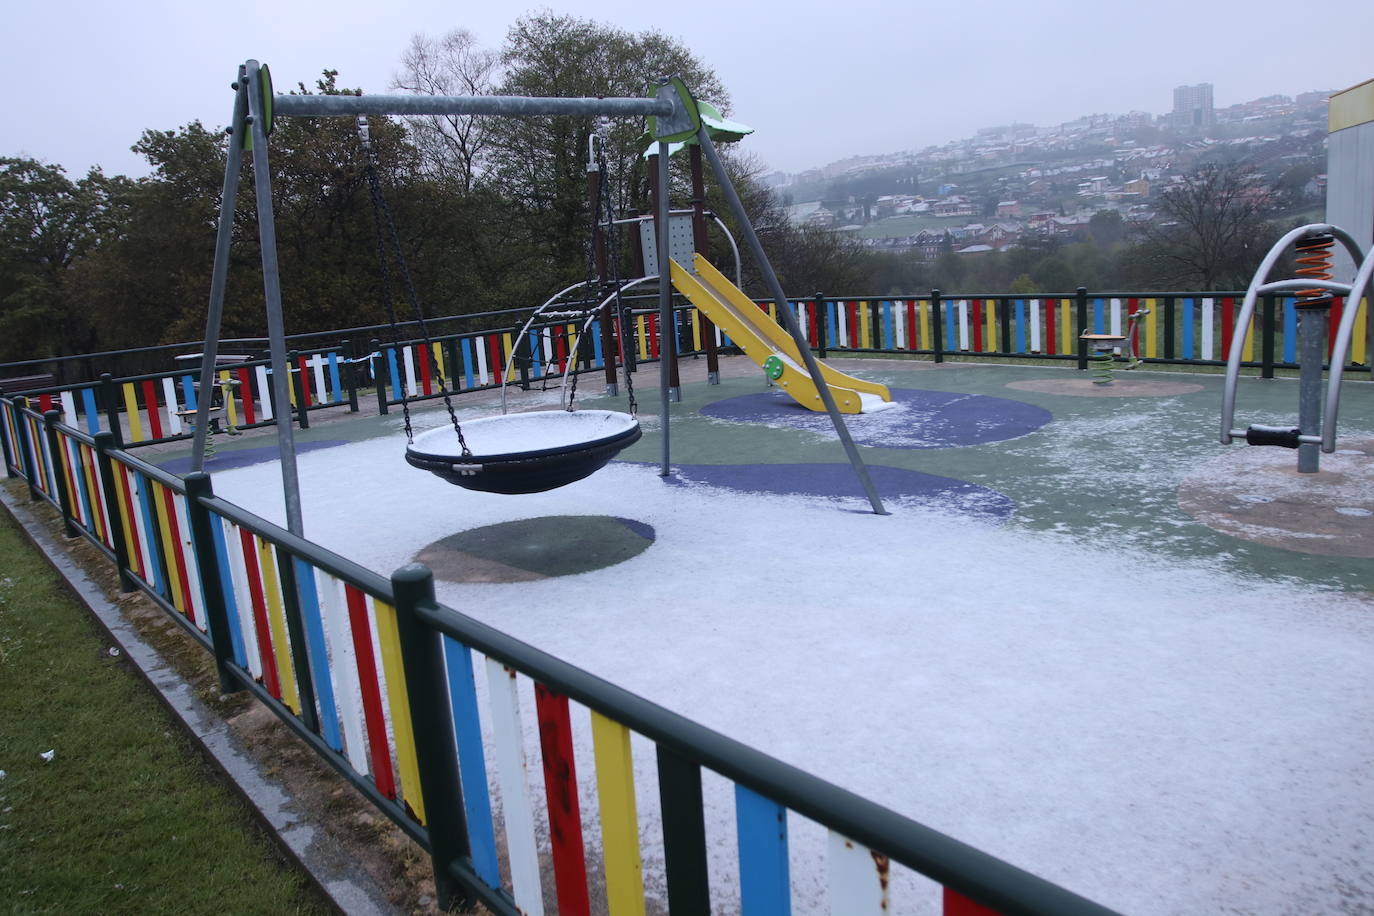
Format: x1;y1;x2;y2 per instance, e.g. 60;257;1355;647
358;117;471;456
572;122;635;416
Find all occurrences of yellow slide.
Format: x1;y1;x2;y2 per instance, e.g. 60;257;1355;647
669;254;891;414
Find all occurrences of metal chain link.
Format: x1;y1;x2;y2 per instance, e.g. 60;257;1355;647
358;117;470;456
575;122;636;416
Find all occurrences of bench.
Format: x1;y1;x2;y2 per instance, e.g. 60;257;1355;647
0;373;57;395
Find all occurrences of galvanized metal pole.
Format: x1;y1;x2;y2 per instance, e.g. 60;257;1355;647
694;128;888;515
1296;304;1327;472
272;93;672;119
657;140;673;477
245;60;305;536
192;67;249;473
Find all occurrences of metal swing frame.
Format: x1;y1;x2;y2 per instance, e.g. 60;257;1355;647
191;61;886;537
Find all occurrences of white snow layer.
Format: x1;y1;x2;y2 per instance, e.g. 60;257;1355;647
212;433;1374;916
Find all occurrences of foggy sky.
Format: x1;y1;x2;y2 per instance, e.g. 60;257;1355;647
4;0;1371;182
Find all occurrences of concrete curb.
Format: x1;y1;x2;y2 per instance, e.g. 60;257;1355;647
0;483;400;916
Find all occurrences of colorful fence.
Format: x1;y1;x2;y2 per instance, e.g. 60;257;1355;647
798;291;1370;374
0;347;363;451
366;304;708;412
2;400;1117;916
371;290;1369;414
7;290;1368;437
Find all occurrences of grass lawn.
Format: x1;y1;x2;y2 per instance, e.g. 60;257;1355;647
0;505;333;915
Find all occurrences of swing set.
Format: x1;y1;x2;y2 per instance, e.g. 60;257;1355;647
188;62;889;536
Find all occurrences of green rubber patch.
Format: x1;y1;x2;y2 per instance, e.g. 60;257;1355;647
763;356;785;380
416;515;655;583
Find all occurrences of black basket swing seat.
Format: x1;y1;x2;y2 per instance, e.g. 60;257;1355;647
405;410;641;494
360;116;638;496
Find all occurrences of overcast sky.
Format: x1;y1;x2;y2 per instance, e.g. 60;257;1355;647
4;0;1372;182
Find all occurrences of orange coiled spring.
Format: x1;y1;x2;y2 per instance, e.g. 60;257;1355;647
1294;233;1334;305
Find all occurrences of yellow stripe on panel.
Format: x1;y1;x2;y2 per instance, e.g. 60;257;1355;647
858;302;871;349
113;466;137;572
121;383;144;442
256;538;300;714
501;334;514;376
79;444;105;540
151;484;185;612
919;301;932;350
1352;299;1368;364
374;600;427;825
218;370;240;428
431;343;445;383
591;712;646;915
637;316;649;360
1061;299;1073;353
985;301;998;352
691;311;702;351
1242;309;1255;362
1144;299;1159;358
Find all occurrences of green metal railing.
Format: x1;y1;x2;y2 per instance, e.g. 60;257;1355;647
1;394;1120;916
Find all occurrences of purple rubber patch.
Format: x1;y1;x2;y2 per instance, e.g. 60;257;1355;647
663;462;1014;521
160;439;351;474
699;388;1052;449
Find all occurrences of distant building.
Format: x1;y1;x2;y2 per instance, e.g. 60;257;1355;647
1123;176;1151;197
1172;83;1215;131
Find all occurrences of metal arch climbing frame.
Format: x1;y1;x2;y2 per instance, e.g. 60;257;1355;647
1322;242;1374;451
499;275;660;414
1220;223;1368;466
194;61;686;535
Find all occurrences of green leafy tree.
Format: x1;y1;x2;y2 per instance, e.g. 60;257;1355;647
0;158;128;360
1087;209;1126;247
482;13;728;303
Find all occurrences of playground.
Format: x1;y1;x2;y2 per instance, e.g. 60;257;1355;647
169;354;1374;915
6;64;1368;916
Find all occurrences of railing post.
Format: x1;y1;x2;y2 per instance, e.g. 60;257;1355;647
13;398;41;502
341;339;360;412
930;289;945;364
390;563;475;913
1163;296;1177;360
0;395;14;479
43;411;79;538
183;472;241;695
289;352;310;430
100;373;124;448
518;332;531;392
94;432;137;593
814;292;827;360
272;544;320;733
371;338;389;415
1075;287;1089;371
1260;294;1277;380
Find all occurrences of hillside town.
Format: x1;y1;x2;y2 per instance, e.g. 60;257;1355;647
775;84;1331;259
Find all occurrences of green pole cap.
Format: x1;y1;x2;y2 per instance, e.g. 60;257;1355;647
647;76;701;144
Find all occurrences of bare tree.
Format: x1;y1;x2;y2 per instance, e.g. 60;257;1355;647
1134;162;1277;289
392;30;500;192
